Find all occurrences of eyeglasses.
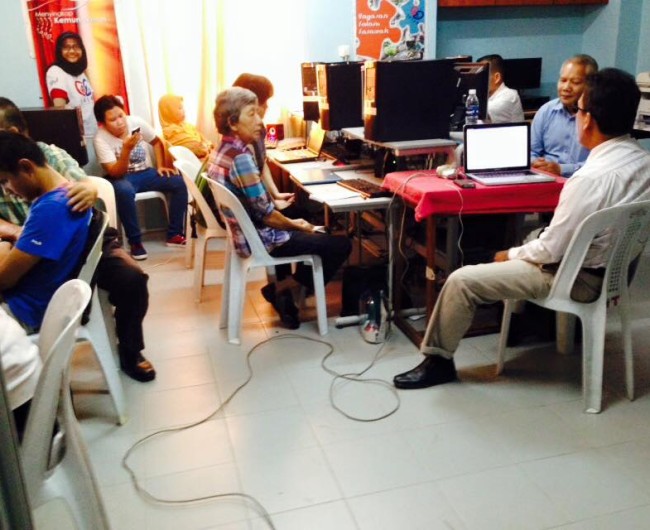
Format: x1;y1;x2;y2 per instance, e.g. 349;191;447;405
62;44;82;51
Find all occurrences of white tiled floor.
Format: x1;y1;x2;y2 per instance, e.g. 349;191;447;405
49;238;650;529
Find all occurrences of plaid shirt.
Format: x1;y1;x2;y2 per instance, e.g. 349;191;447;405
207;136;289;258
0;142;86;226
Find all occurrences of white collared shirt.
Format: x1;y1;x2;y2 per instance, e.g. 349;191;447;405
508;135;650;267
487;83;524;123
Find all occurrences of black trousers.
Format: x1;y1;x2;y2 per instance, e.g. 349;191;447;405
270;232;351;289
95;233;149;368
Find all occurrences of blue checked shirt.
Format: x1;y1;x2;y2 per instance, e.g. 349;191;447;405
207;136;289;258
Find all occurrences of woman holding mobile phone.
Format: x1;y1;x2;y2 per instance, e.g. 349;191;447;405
93;95;188;260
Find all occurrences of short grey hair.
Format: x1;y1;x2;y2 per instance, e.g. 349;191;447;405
563;54;599;75
213;87;258;136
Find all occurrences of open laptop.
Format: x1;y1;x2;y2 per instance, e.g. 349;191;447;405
462;122;556;186
270;127;326;164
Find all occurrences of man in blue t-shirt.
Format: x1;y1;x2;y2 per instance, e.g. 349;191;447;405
0;131;90;330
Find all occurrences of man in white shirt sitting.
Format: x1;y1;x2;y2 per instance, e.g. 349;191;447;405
0;306;40;441
393;68;650;390
478;54;525;123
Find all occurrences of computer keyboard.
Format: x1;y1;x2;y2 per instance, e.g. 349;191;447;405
321;143;356;162
336;178;393;199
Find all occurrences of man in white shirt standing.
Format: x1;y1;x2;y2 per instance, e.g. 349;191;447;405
478;54;525;123
394;68;650;390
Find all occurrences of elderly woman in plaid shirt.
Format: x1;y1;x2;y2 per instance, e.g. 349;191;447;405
207;87;351;329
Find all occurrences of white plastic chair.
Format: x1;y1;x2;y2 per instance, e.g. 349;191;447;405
86;176;118;228
169;145;207;268
169;145;203;173
174;159;225;302
21;279;110;530
497;200;650;413
205;177;328;344
76;210;127;425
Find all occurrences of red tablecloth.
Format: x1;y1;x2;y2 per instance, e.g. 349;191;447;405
383;170;565;221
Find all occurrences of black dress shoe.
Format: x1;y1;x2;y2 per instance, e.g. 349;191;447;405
393;355;457;389
121;355;156;382
262;284;300;329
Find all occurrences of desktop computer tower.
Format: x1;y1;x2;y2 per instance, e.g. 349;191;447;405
301;62;321;122
316;62;364;131
21;107;88;166
364;59;459;142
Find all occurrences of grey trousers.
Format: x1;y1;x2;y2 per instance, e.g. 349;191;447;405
420;259;603;359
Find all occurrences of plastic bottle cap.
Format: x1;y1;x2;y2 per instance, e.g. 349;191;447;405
468;89;476;95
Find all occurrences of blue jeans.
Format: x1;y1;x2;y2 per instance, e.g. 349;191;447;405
111;168;187;244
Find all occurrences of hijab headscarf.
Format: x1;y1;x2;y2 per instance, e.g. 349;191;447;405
53;32;88;77
158;94;207;146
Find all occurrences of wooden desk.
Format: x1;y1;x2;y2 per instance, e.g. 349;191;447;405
382;170;565;345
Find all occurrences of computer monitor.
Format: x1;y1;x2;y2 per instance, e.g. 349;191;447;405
502;58;542;90
316;62;364;131
301;62;320;122
450;62;490;130
21;107;88;166
364;59;459;142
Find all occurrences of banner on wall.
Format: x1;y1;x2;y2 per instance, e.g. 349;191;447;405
25;0;129;133
355;0;425;61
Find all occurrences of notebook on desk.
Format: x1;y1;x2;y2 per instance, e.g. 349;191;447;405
462;122;555;186
271;128;326;164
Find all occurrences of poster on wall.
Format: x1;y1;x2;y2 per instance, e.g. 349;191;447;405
25;0;128;136
355;0;425;61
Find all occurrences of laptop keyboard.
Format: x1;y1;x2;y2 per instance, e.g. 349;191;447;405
473;170;535;179
336;178;392;198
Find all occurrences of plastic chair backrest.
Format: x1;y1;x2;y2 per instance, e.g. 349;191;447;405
169;145;202;172
204;177;272;259
549;200;650;304
87;176;118;229
21;280;92;475
173;159;220;231
77;210;109;286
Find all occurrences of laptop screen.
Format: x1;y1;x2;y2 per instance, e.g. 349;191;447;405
307;127;326;153
464;123;531;173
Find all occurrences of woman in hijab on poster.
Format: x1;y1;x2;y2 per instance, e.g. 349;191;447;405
46;31;98;137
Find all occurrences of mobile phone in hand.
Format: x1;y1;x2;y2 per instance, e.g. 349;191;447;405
131;127;141;135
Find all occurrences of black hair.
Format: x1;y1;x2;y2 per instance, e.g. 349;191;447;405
52;32;88;77
93;95;124;124
582;68;640;137
476;54;504;76
232;73;274;105
0;131;46;173
0;97;28;134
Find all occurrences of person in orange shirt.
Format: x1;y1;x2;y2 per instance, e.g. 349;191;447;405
158;94;213;160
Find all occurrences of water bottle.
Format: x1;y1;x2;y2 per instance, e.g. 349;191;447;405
465;88;479;126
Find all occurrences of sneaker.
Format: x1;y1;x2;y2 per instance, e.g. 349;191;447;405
130;242;148;260
166;234;187;247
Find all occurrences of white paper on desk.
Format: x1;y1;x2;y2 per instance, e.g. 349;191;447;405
308;185;361;203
